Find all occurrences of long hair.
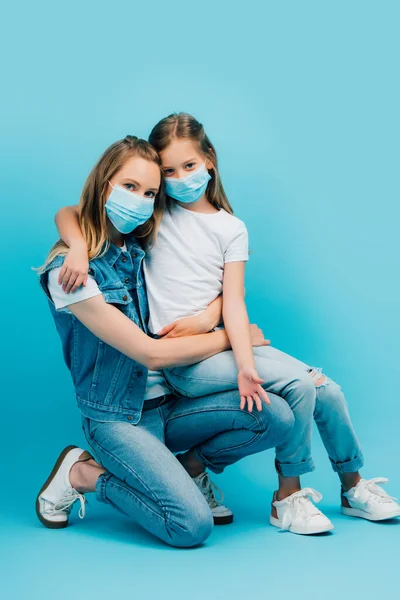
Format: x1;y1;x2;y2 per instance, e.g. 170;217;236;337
38;135;165;272
148;112;233;214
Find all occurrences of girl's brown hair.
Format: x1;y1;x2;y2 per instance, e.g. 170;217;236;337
148;112;233;214
39;135;165;272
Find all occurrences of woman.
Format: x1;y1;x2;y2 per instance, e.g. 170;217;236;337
36;135;294;547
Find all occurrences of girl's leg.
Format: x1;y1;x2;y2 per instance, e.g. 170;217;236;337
165;349;318;500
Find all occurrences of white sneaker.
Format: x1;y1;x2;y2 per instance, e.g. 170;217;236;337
193;472;233;525
270;488;334;535
36;445;93;529
341;477;400;521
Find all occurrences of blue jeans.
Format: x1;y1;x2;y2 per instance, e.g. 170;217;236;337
164;345;364;477
81;389;294;547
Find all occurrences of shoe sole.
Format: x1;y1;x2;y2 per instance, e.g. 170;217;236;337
270;515;334;535
341;506;400;521
35;445;79;529
213;514;234;525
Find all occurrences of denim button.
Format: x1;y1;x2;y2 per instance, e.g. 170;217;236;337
133;252;138;258
121;256;127;263
137;369;143;376
122;295;128;301
124;278;129;284
127;415;133;421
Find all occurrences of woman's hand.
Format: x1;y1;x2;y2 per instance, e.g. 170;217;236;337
58;243;89;293
238;367;270;412
249;324;270;347
158;313;212;338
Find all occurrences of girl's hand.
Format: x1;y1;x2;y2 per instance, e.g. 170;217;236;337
58;244;89;293
249;324;271;347
238;367;271;412
158;314;212;338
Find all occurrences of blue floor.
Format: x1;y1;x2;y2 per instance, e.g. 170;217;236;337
2;442;399;600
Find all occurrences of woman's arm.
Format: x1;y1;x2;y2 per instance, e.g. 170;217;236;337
157;295;223;337
223;261;270;411
55;205;89;293
69;295;231;370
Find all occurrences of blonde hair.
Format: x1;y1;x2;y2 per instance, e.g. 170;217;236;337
148;112;233;214
38;135;165;273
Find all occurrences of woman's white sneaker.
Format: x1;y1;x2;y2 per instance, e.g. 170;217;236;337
192;472;233;525
270;488;334;535
341;477;400;521
36;445;93;529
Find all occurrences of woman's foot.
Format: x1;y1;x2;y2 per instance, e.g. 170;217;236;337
270;488;334;535
341;477;400;521
36;445;93;529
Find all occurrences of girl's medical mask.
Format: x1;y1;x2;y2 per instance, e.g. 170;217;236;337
105;182;155;234
164;163;211;204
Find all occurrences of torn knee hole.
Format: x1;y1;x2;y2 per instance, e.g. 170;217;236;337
308;367;327;387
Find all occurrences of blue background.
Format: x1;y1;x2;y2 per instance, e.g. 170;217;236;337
1;1;399;598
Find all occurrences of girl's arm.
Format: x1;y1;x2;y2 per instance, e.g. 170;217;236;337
157;295;223;337
55;205;88;293
223;261;270;412
69;294;231;370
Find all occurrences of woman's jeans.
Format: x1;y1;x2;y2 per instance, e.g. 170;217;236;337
81;389;294;548
164;345;364;478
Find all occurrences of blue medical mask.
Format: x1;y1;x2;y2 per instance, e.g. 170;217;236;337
105;182;155;234
164;163;211;204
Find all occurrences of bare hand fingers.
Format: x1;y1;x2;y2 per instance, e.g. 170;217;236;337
70;274;85;293
58;265;68;286
157;322;177;337
247;396;254;413
259;386;271;405
253;392;262;412
63;273;78;294
240;396;246;410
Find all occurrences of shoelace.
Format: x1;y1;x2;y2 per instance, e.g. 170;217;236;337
198;473;224;509
353;478;397;505
279;488;323;531
51;488;87;519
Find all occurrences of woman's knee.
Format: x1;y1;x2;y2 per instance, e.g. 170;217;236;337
258;395;295;447
168;500;214;548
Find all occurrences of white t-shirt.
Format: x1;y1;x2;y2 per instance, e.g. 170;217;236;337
144;204;249;334
47;246;169;401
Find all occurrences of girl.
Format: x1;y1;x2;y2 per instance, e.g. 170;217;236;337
55;116;400;535
36;135;294;545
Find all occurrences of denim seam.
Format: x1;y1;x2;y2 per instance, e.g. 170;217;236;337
103;476;170;523
85;430;168;511
168;371;238;386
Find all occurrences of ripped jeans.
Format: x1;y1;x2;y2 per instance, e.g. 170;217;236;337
163;345;364;478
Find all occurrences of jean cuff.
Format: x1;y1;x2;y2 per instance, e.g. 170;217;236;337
329;453;364;473
95;471;112;503
192;446;224;474
275;458;315;477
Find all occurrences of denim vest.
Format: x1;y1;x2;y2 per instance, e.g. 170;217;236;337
39;236;150;424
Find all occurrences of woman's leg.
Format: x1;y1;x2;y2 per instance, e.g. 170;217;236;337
80;414;214;548
164;388;295;472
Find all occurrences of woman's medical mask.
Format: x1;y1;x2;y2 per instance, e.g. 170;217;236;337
105;182;155;234
164;163;211;204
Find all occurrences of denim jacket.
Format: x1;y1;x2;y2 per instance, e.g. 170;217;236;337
39;236;150;424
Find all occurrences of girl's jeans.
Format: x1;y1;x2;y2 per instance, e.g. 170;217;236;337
163;345;364;478
81;389;294;548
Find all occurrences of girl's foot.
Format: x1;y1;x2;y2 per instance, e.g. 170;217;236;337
270;488;334;535
341;477;400;521
192;472;233;525
36;445;93;529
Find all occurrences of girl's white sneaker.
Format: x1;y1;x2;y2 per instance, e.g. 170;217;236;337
341;477;400;521
270;488;334;535
36;445;93;529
